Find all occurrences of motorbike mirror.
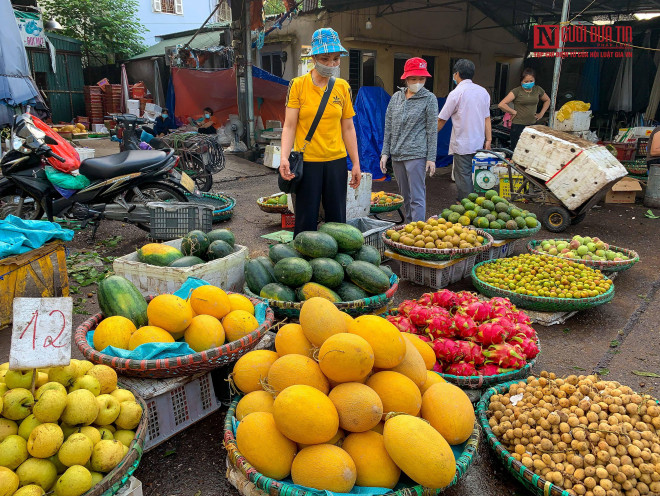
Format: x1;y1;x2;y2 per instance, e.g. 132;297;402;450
44;136;58;145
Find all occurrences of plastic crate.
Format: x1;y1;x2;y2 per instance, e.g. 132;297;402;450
475;239;518;264
148;202;213;240
385;249;476;289
636;138;649;158
120;373;220;451
347;217;394;258
499;175;527;200
113;240;247;296
612;142;636;162
74;147;95;161
281;212;295;229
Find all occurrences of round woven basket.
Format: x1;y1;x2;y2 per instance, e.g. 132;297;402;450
87;388;147;496
185;192;236;222
370;194;404;213
224;396;480;495
257;194;291;214
480;223;541;240
470;260;616;312
244;276;399;318
526;239;640;272
382;224;494;261
74;293;275;378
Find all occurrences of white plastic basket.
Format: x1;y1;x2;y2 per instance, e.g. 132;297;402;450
114;477;143;496
475;239;518;264
347;217;394;258
113;239;248;296
385;250;477;289
120;373;220;451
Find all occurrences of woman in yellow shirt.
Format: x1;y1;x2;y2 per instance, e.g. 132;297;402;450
280;28;362;235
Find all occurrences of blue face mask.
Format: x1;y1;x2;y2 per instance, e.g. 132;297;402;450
204;113;211;119
161;113;168;119
452;76;457;85
522;82;535;90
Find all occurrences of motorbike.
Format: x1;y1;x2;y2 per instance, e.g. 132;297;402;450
490;105;511;150
0;112;195;235
109;114;223;192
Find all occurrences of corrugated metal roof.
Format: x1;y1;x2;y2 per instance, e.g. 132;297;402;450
131;26;229;60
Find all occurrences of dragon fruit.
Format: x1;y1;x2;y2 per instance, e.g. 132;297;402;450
515;323;537;340
463;301;491;323
457;340;485;366
445;362;478;376
489;297;513;309
451;311;478;340
426;315;455;339
428;306;450;319
432;361;443;372
431;338;462;363
511;310;532;325
482;343;525;369
491;316;517;340
455;291;478;306
489;304;513;320
409;304;434;327
397;300;417;316
431;289;457;309
417;292;434;307
418;334;431;343
386;315;418;334
476;321;507;346
478;364;515;376
510;335;540;360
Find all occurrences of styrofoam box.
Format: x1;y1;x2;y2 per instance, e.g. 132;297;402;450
552;111;592;132
75;147;95;161
120;373;220;451
113;239;248;296
114;477;143;496
263;145;281;169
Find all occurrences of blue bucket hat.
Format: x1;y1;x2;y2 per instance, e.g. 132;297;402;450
310;28;348;56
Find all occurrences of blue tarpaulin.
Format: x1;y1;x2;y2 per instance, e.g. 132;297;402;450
0;215;74;259
348;88;454;179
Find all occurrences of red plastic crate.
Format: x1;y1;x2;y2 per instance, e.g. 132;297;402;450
612;142;636;161
281;213;295;229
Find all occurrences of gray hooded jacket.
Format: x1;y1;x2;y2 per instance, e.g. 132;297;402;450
382;86;438;163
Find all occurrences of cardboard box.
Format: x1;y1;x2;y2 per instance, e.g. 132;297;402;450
605;177;642;204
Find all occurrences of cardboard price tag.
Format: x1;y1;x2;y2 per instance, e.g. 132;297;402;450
9;297;73;370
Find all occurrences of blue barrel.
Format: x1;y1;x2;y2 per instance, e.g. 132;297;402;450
645;165;660;207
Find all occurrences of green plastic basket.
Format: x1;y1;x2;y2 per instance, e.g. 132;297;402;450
480;224;541;240
526;239;639;273
186;192;235;222
370;194;404;213
224;395;480;495
470;260;615;312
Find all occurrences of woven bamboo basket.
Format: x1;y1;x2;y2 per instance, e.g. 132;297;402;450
470;260;615;312
370;194;404;213
74;293;275;378
186;192;236;222
526;240;639;272
382;224;494;261
87;389;147;496
257;194;291;214
244;276;399;318
480;223;541;241
223;396;480;495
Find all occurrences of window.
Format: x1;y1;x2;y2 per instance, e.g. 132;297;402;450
494;62;510;102
262;52;283;77
153;0;183;15
348;50;376;95
392;53;411;94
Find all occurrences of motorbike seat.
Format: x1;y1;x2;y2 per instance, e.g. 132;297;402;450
79;150;167;180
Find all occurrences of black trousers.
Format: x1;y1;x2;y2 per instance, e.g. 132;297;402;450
294;157;348;236
509;123;527;151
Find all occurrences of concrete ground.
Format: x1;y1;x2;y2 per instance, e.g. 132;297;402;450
1;138;659;496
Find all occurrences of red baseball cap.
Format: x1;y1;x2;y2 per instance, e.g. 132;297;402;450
401;57;432;79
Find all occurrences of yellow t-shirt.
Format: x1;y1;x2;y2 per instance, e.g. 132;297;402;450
286;73;356;162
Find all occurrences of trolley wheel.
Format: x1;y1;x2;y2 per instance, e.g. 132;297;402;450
571;213;587;225
542;206;571;233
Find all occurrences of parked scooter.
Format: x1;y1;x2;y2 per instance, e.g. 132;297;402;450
0;112;195;234
490;105;511;150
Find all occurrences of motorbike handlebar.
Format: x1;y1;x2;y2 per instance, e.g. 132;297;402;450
47;150;66;162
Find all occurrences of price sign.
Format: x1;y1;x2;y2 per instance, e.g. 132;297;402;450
9;297;72;370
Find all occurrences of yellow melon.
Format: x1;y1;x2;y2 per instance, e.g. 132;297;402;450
297;428;345;450
389;340;427;388
342;431;400;488
402;333;436;370
236;391;275;420
421;371;446;394
236;412;296;480
365;371;421;418
421;383;475;445
348;315;405;369
383;414;456;489
370;421;385;434
318;333;374;383
291;445;356;493
299;298;348;346
147;295;193;334
183;315;225;352
340;312;354;326
272;385;338;445
232;350;279;394
128;326;174;350
189;286;231;319
266;354;329;394
227;293;255;315
328;383;382;433
274;324;313;357
222;310;259;342
93;316;135;351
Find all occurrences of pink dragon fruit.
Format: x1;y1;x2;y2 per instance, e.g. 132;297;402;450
491;316;517;340
511;309;532;325
482;343;525;368
457;340;485;366
418;334;431;343
489;304;513;320
428;306;450;319
463;301;491;323
431;289;458;309
409;304;434;327
386;315;418;334
432;361;443;372
455;291;479;306
478;364;515;376
451;311;478;340
397;300;417;316
426;315;455;340
417;292;434;307
515;323;537;340
476;321;507;346
431;338;462;363
510;335;540;360
489;297;513;309
445;362;478;376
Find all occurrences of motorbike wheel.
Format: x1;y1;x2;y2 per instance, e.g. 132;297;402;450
0;192;44;220
125;182;188;232
178;156;213;192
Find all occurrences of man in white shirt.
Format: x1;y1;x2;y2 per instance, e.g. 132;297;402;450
438;59;492;201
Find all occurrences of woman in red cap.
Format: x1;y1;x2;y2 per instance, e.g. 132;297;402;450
381;57;438;223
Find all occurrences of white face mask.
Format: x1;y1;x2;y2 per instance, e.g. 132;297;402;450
315;61;340;78
408;82;424;93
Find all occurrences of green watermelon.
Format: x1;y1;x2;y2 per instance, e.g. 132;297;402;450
206;240;233;260
260;283;297;302
181;231;210;258
169;256;205;267
245;259;274;295
274;258;313;287
346;261;391;295
293;231;338;258
379;265;394;279
354;245;381;266
336;281;369;302
97;275;148;327
255;256;277;281
206;229;235;247
318;222;364;252
269;243;303;263
334;253;354;271
482;200;495;212
137;244;183;267
309;258;344;289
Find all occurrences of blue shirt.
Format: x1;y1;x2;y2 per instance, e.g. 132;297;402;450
153;116;175;135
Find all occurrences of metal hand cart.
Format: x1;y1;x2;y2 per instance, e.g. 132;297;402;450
159;132;225;192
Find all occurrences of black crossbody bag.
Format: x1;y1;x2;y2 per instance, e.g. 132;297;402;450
278;77;336;194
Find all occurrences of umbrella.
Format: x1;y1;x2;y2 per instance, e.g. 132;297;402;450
119;63;130;114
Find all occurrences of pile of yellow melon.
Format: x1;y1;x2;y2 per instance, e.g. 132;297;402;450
94;286;259;353
230;297;476;491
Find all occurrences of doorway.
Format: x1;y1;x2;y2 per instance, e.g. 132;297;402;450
393;53;411;93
